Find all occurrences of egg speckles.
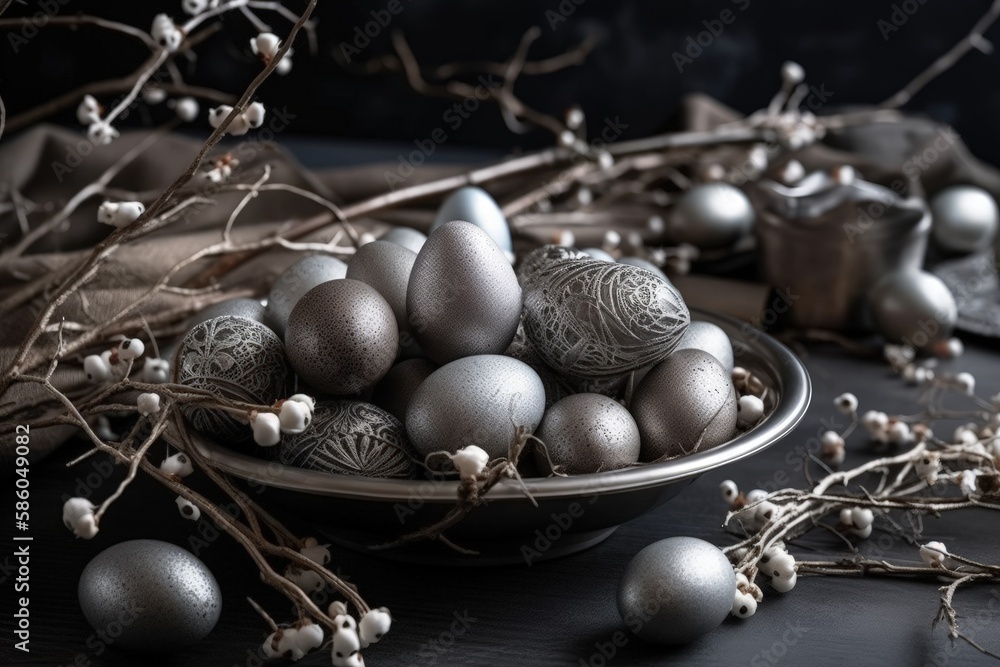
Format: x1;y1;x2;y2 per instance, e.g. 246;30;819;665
285;279;398;395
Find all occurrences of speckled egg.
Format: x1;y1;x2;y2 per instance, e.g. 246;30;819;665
406;355;546;459
175;316;290;446
285;279;398;395
407;221;522;365
516;244;588;289
675;321;734;373
523;259;690;378
380;226;427;254
630;348;737;462
78;540;221;653
667;183;755;249
345;240;417;335
279;400;418;478
264;254;348;337
372;358;438;423
534;393;640;475
431;186;514;261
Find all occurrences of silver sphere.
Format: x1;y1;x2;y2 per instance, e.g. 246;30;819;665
617;537;735;645
675;321;734;373
868;269;957;349
78;540;221;653
667;183;755;249
930;185;999;254
534;393;640;475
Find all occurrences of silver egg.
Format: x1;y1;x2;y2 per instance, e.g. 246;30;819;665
534;393;640;475
675;321;734;373
667;183;755;249
406;355;545;459
580;247;616;262
407;221;522;365
345;240;418;336
286;279;398;395
523;259;690;378
516;244;588;289
617;537;735;645
264;254;348;337
630;348;737;462
186;297;266;329
868;269;957;349
618;256;671;284
380;226;428;254
279;400;418;478
372;358;438;423
930;185;999;253
175;316;290;446
431;186;514;260
78;540;221;653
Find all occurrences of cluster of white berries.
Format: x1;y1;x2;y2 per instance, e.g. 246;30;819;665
820;430;845;465
137;392;162;416
733;367;766;429
731;571;762;618
250;394;315;447
76;94;119;146
284;537;332;593
141;83;200;123
208;101;266;136
326;601;392;667
447;445;490;480
251;32;293;75
151;14;183;52
759;542;797;592
62;497;99;539
919;541;951;568
204;153;240;184
262;620;325;662
837;506;874;539
183;0;220;15
83;338;144;382
859;410;913;446
97;200;145;228
720;480;775;531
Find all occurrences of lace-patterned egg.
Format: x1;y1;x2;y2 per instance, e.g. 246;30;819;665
523;258;690;378
278;400;418;479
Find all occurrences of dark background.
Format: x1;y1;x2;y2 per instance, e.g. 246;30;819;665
3;0;1000;163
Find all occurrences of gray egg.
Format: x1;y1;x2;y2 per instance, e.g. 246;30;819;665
175;316;290;447
286;279;398;395
523;259;690;378
406;355;545;459
78;540;221;653
186;297;266;329
618;256;671;284
431;186;514;260
675;321;734;373
380;226;427;254
516;244;588;289
667;183;755;249
279;400;417;478
407;221;522;365
346;240;418;336
372;358;438;423
930;185;999;253
264;254;348;337
630;348;737;462
618;537;735;645
580;247;616;262
868;269;957;349
534;393;640;475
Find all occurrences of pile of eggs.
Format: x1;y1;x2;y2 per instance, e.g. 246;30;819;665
173;186;765;479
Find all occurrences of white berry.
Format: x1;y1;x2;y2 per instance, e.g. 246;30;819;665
174;96;200;122
732;590;757;618
284;566;324;593
279;400;312;435
142;358;170;383
137;392;161;416
83;354;113;382
300;542;331;565
737;395;765;428
77;94;100;125
745;489;768;504
358;607;391;648
252;412;281;447
118;338;145;361
295;621;324;653
175;496;200;521
920;541;949;568
62;497;98;539
448;445;490;480
770;571;797;593
719;479;739;505
834;392;858;415
955;372;976;395
243;101;266;129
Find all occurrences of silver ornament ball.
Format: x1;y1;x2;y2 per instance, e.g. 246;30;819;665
667;183;755;249
534;393;640;475
78;540;221;653
930;185;999;254
617;537;735;645
868;269;957;349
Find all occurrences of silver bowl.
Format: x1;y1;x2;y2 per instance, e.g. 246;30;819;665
190;309;811;565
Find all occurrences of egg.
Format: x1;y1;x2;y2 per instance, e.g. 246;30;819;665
534;393;640;475
674;321;734;372
516;244;588;289
523;258;690;378
930;185;999;253
407;221;522;364
78;540;221;653
431;186;514;261
264;254;348;337
285;279;398;395
667;183;755;249
868;269;957;349
279;400;418;478
175;316;290;447
406;355;545;459
618;256;671;284
345;240;417;336
630;348;737;462
380;226;427;254
371;358;438;423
